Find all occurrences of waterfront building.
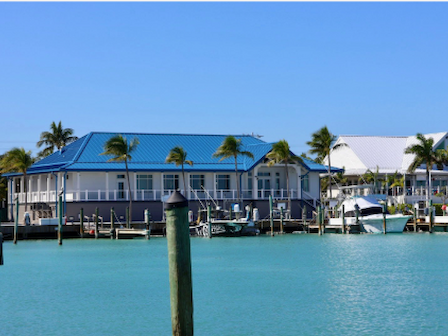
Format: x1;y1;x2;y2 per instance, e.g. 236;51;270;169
325;132;448;204
3;132;338;223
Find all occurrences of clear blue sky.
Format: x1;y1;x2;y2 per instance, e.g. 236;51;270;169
1;3;447;157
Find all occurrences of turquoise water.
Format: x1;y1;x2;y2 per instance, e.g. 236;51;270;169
2;234;448;335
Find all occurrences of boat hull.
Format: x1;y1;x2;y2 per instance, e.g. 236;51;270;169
360;214;411;233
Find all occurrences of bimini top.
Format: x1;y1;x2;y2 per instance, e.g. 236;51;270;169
3;132;340;176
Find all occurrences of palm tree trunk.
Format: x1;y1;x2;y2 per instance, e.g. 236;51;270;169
235;155;241;206
426;167;430;205
285;162;290;212
125;159;132;223
182;163;187;196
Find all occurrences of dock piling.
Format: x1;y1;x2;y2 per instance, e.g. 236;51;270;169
80;208;84;238
95;207;99;239
145;208;151;240
280;207;284;234
341;205;345;234
126;207;130;229
165;191;194;336
0;232;3;265
382;204;387;234
110;207;115;239
269;195;274;237
207;204;212;239
413;207;417;232
429;200;433;233
302;206;307;232
13;197;18;244
317;206;322;235
58;195;63;245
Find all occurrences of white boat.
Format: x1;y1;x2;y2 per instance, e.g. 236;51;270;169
329;195;411;233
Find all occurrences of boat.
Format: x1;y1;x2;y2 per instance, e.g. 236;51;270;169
190;206;260;237
329;195;412;233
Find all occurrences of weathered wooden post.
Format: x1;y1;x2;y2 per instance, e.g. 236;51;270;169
165;191;194;336
317;206;322;235
0;231;3;265
429;200;433;233
58;195;63;245
126;206;130;229
280;207;284;234
207;204;212;239
341;205;345;234
145;208;151;240
80;208;84;238
321;205;325;234
382;204;387;234
414;207;417;232
110;207;115;239
13;197;19;244
269;195;274;236
302;206;307;232
95;207;99;239
229;206;232;220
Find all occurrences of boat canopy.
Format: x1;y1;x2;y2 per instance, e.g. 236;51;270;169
341;196;384;217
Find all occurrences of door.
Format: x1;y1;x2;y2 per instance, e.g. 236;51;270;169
118;182;125;199
258;177;271;198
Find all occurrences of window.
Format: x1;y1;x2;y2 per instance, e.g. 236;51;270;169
258;172;270;177
190;175;205;190
164;174;179;190
117;174;125;179
275;172;280;190
248;172;252;190
216;174;230;190
303;175;309;192
137;174;152;190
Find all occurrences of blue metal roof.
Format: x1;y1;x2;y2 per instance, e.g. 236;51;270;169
3;132;336;175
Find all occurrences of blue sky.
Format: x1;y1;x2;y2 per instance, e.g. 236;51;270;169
1;3;447;157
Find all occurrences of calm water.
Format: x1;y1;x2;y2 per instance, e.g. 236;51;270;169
2;234;448;335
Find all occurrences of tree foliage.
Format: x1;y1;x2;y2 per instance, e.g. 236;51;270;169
37;121;78;159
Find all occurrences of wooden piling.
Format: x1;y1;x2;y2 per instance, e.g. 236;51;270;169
145;208;151;240
80;208;84;238
229;206;232;220
0;232;3;265
58;195;63;245
207;204;212;239
429;200;433;233
341;205;345;234
110;207;115;239
317;206;322;235
280;208;284;234
414;207;417;232
165;191;194;336
302;206;307;232
13;197;18;244
382;204;387;234
95;207;99;239
269;195;274;237
126;206;130;229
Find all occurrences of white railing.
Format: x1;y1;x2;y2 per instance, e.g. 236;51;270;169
13;189;301;203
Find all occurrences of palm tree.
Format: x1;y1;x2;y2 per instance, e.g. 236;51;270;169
37;121;78;159
101;134;140;222
266;140;302;212
405;133;445;203
359;166;383;194
0;148;34;211
213;136;254;206
307;126;346;199
166;146;193;195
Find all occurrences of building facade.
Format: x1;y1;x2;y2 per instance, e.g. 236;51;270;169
4;132;336;223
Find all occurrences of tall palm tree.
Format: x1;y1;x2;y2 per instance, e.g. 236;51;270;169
307;126;346;199
37;121;78;159
0;148;34;211
101;134;139;222
213;136;254;206
266;140;302;212
166;146;193;195
405;133;445;203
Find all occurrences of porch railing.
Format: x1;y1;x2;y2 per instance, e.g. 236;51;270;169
13;188;300;203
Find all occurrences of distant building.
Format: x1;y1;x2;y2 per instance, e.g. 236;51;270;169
325;132;448;204
3;132;339;223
